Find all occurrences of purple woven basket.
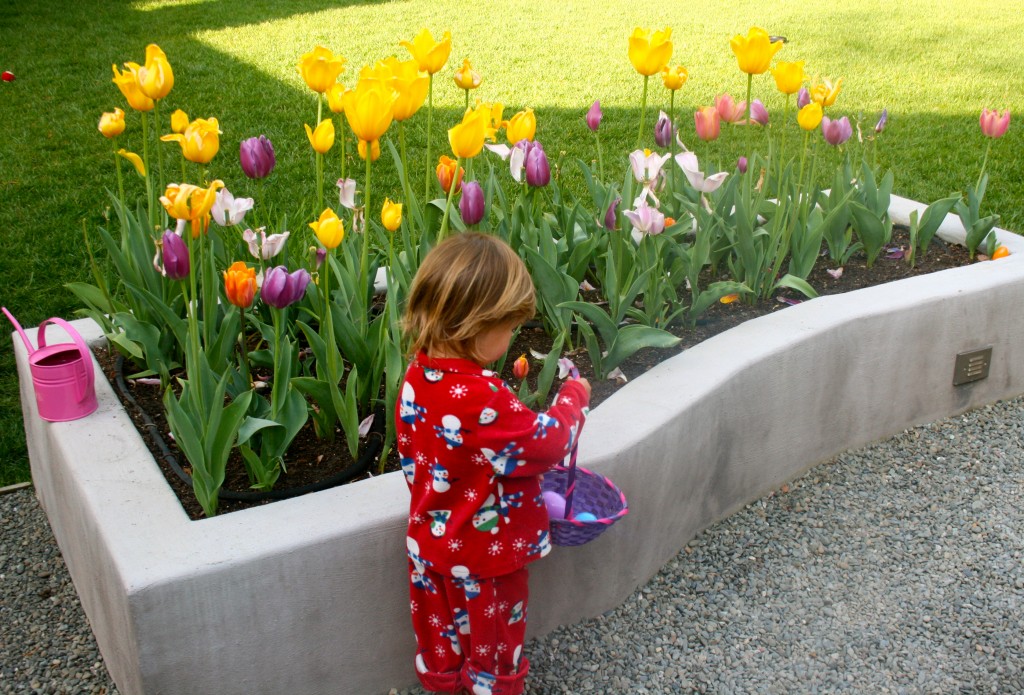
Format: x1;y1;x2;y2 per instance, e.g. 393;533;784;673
541;462;628;547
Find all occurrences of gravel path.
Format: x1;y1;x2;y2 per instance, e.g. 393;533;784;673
3;397;1023;695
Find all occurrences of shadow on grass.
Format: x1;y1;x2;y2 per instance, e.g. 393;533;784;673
1;1;1021;483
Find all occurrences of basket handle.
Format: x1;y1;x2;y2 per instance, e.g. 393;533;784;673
562;366;582;519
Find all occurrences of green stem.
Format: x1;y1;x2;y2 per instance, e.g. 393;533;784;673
154;100;164;193
399;121;415;246
270;307;284;420
316;98;324;212
186;231;203;405
798;130;809;196
668;90;676;202
464;88;469;112
437;156;462;241
977;139;992;190
179;153;187;185
779;94;790;196
360;151;372;289
424;73;434;202
744;73;753;157
113;143;125;206
595;131;604;181
636;75;649;149
239;305;251;387
140;111;155;233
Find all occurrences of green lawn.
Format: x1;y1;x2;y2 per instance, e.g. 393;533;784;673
1;0;1022;484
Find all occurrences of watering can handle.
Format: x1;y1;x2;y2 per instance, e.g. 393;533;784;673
2;306;35;355
37;318;95;403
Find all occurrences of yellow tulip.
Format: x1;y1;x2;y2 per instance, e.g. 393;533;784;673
98;108;126;138
479;101;504;142
448;106;488;159
170;108;189;133
811;77;843;107
797;102;823;131
381;198;403;232
116;149;146;177
160;117;221;164
384;57;429;122
342;77;397;144
454;58;482;90
628;27;673;77
400;28;452;75
309;208;345;249
326;83;347;114
138;44;174;100
662;65;688;91
771;60;806;95
505;108;536;144
357;138;381;161
304;118;336;154
297;46;346;94
111;63;154;112
730;27;783;76
160;180;225;237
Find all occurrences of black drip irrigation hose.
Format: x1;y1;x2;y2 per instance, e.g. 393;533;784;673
114;355;385;501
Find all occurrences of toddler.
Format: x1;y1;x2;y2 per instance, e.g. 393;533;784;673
397;232;590;694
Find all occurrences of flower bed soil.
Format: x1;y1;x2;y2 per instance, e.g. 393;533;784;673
97;227;974;519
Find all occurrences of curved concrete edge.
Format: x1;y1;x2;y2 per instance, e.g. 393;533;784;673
16;195;1024;694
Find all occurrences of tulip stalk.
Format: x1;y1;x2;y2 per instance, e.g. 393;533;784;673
316;97;324;213
668;91;676;198
361;149;373;289
636;75;650;149
339;116;347;183
423;73;434;202
437;156;462;241
185;232;205;406
978;139;992;190
140;112;157;233
154;100;165;192
744;73;753;158
778;94;791;194
112;142;126;205
238;305;252;388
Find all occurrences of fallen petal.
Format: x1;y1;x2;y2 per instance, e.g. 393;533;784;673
886;248;905;260
719;293;740;304
826;267;844;279
529;349;548;360
557;357;577;379
777;297;802;306
358;413;375;438
607;367;628;384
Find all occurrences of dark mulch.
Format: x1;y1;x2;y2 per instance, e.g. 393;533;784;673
98;228;975;519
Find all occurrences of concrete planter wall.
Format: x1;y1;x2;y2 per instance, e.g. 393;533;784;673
15;196;1024;695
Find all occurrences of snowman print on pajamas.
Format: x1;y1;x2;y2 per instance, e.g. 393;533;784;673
454;608;470;634
480;442;526;476
430;461;451;492
532;413;559;439
466;667;497;695
400;382;427;430
439;623;462;656
450;565;481;600
401;456;416;485
478;407;498;426
434;414;467;449
407;538;437;594
508;601;525;625
472;482;524;534
423;367;444;382
527;529;552;559
428;510;451;538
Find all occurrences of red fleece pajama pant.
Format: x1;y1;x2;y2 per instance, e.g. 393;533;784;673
409;563;530;695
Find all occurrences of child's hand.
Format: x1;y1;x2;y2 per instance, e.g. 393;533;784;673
572;377;592;398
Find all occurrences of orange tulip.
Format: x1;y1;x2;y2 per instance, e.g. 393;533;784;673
223;261;256;308
436;155;464;194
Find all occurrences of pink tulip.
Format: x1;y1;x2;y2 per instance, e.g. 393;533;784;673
694;106;721;142
586;100;602;132
979;108;1011;138
821;116;853;146
737;156;748;174
714;93;746;124
796;87;811;109
749;99;770;126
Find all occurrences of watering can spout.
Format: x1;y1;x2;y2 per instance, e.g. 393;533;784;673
2;306;36;355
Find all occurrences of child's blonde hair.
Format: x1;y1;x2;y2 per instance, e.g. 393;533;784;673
404;233;535;364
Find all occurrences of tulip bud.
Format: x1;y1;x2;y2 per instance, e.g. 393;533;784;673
315;247;327;269
98;108;126;138
874;108;888;134
436;155;464;194
381;198;402;232
737;156;748;174
694;106;721;142
459;181;485;225
749;99;770;126
160;231;190;280
223;261;257;309
603;195;621;230
525;143;550;187
586;100;602;132
261;266;311;309
512;354;529;380
239;135;276;179
796;87;811;109
654;111;673;148
170;109;189;134
1;71;14;82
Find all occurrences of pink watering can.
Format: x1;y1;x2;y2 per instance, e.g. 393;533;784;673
3;307;98;422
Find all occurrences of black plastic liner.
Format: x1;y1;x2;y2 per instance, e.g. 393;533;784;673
114;355;385;501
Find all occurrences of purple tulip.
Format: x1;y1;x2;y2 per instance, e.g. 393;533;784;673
261;266;310;309
603;195;621;230
874;108;888;134
459;180;485;225
586;100;602;132
749;99;769;126
315;247;327;269
239;135;276;179
525;143;550;187
654;111;673;148
737;156;748;174
160;231;190;280
821;116;853;146
796;87;811;109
